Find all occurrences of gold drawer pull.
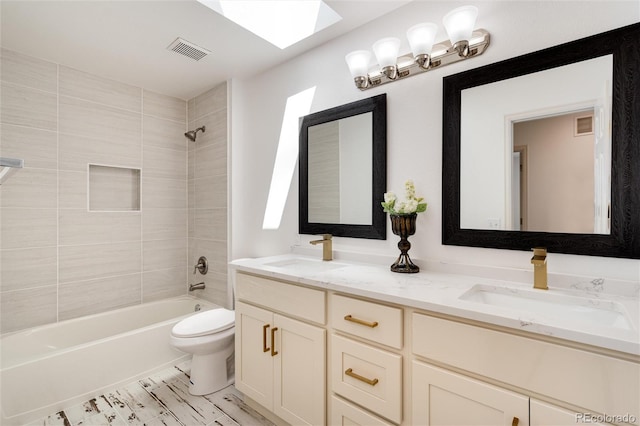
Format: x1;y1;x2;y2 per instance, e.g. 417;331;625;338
270;327;278;357
262;324;270;352
512;417;519;426
344;315;379;328
345;368;379;386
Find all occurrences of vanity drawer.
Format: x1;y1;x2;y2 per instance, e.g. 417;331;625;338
330;395;394;426
235;273;325;324
331;334;402;424
330;294;403;349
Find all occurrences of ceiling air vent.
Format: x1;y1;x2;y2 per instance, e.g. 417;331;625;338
167;37;211;61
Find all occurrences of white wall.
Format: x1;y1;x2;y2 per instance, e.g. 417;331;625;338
231;1;640;282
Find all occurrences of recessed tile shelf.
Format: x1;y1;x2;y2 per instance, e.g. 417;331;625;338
88;164;141;212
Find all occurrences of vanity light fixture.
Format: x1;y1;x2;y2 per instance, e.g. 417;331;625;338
372;37;401;80
345;6;489;90
345;50;372;90
442;5;478;57
407;22;438;69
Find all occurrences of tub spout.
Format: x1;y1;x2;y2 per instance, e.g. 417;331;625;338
189;282;206;291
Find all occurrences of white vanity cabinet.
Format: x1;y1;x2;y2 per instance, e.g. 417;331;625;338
231;258;638;426
530;400;610;426
330;395;395;426
329;294;403;424
234;273;326;426
410;361;614;426
412;361;529;426
411;312;630;426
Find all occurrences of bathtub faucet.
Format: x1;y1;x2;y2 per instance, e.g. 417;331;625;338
189;282;206;291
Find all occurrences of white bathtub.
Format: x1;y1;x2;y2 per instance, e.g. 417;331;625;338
0;295;218;425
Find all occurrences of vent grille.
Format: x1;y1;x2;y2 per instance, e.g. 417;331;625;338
575;115;594;136
167;38;211;61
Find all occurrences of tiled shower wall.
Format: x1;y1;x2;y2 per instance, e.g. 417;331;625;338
0;48;191;333
187;84;228;308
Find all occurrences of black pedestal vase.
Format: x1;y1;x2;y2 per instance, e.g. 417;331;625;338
389;213;419;273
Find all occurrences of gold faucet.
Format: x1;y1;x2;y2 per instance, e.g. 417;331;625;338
310;234;333;261
531;247;548;290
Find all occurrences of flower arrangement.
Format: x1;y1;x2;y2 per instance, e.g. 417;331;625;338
381;179;427;215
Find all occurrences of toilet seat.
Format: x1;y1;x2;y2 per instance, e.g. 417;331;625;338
172;308;235;338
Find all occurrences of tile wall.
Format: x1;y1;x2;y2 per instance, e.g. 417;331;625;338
187;84;229;308
0;48;193;333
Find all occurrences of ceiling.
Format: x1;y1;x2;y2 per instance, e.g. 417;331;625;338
1;0;412;100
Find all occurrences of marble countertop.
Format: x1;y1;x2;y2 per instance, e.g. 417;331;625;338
230;254;640;356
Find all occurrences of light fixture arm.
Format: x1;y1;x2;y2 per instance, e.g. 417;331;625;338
452;40;471;57
414;53;431;69
381;65;399;80
353;76;370;90
352;29;490;91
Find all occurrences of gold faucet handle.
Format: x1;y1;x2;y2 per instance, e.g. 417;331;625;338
322;234;332;240
532;247;547;257
531;247;547;264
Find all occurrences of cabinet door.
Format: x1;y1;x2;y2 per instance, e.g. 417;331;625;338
530;400;612;426
273;313;326;426
235;302;274;409
412;360;529;426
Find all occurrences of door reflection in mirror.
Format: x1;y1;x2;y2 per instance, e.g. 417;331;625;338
511;109;609;234
460;54;612;234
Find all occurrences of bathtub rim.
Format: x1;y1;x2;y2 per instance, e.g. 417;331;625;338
1;295;217;370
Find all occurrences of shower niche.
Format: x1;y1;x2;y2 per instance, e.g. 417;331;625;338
88;164;141;212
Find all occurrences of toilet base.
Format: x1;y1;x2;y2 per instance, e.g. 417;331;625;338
188;343;235;395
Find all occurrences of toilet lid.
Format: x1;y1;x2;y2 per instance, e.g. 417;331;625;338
172;308;235;338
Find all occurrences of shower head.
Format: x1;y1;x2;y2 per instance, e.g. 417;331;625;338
185;126;206;142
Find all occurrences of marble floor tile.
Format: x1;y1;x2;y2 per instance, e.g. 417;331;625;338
28;362;275;426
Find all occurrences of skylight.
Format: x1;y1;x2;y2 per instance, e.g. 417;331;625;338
196;0;342;49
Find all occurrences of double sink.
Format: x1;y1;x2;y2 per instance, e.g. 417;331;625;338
261;255;637;342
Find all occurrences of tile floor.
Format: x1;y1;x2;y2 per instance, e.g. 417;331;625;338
28;361;275;426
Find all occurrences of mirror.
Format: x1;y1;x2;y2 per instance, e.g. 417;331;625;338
442;23;640;258
460;55;612;234
299;94;387;239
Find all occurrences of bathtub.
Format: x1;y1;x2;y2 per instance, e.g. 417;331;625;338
0;295;218;425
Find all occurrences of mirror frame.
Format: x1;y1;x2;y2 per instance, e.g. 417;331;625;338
299;94;387;239
442;23;640;258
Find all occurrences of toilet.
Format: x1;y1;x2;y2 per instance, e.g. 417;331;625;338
170;308;235;396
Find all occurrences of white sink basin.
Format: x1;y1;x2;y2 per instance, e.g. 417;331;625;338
459;284;634;330
264;258;348;273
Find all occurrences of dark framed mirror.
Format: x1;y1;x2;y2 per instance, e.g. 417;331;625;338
443;23;639;258
300;94;387;239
